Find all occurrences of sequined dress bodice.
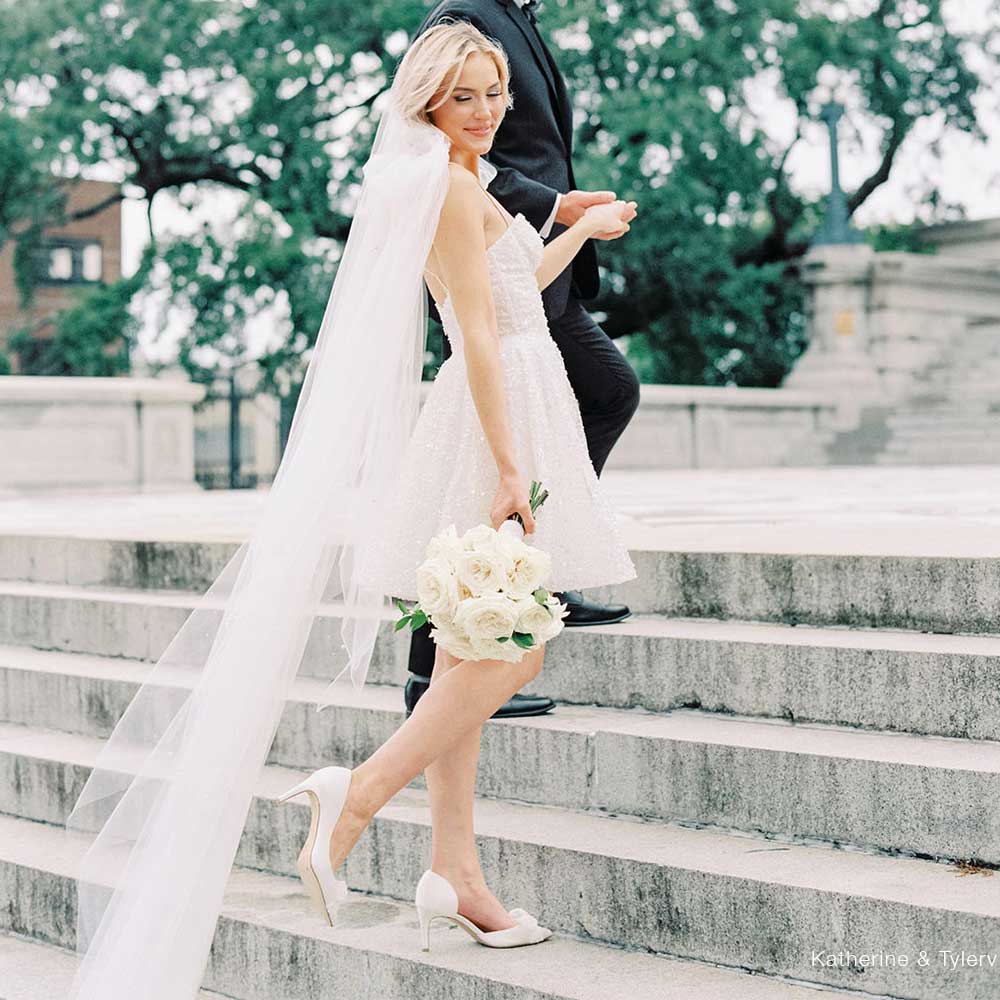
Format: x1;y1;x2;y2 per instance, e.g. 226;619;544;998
438;213;548;357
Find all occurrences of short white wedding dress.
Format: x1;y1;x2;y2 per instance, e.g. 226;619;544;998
365;178;637;601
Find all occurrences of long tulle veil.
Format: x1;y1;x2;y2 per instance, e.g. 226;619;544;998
63;80;452;998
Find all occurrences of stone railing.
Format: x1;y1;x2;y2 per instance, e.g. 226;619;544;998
419;381;837;469
0;375;205;493
3;373;835;493
602;384;837;468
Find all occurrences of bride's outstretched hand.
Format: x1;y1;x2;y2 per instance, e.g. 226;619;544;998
583;199;638;241
491;471;537;535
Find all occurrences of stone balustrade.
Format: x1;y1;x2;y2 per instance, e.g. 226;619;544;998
0;375;204;493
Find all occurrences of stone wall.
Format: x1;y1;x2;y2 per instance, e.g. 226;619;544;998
0;375;204;493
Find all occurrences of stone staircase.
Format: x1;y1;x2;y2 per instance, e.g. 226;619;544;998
2;534;1000;998
823;320;1000;466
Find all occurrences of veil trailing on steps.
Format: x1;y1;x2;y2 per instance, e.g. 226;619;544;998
64;81;453;999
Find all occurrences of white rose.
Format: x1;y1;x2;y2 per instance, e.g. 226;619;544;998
461;523;502;551
425;524;463;562
431;619;523;662
513;596;558;638
430;620;481;661
534;617;565;645
534;597;568;644
486;635;530;662
455;546;513;596
502;543;551;598
415;556;459;616
453;592;519;643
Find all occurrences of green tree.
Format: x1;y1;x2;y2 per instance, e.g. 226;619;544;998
8;244;154;375
1;0;995;387
554;0;996;384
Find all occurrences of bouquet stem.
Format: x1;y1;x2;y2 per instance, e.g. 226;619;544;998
508;479;549;531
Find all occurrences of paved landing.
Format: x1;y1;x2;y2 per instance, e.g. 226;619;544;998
3;465;1000;556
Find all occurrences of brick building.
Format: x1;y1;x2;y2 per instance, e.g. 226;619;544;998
0;178;122;372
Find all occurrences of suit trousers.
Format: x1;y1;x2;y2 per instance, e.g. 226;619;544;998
405;296;641;680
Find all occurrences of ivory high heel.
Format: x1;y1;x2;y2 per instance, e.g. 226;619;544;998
414;869;553;951
276;765;353;925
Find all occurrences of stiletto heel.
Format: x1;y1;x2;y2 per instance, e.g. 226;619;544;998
276;777;312;804
416;904;434;952
413;869;552;950
277;765;353;926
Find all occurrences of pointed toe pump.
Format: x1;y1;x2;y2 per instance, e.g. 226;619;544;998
277;765;353;925
414;869;553;951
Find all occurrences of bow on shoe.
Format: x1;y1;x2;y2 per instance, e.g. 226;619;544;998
507;907;539;928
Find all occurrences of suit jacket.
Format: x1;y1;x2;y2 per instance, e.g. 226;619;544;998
415;0;599;327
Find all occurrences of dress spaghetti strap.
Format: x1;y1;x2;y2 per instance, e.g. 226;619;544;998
424;176;515;305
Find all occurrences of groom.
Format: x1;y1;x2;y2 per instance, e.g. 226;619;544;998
405;0;640;719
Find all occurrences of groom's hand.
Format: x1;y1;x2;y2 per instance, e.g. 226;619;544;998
557;190;638;238
556;190;615;226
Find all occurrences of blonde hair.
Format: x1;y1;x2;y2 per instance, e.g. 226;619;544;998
392;19;513;127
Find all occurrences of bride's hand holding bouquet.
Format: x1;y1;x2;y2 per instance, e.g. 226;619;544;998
394;480;567;663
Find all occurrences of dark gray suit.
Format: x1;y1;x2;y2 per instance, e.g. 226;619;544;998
407;0;641;682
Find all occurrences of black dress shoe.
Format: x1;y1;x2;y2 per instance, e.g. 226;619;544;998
553;589;631;626
404;674;555;719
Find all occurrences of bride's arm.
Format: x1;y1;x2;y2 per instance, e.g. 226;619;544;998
534;200;635;292
433;165;519;480
534;215;602;293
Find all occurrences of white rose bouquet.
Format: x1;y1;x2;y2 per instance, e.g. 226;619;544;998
394;480;568;662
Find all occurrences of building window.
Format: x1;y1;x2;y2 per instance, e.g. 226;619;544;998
36;239;103;285
82;243;103;281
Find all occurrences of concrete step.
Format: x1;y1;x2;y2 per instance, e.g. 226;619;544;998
914;386;1000;401
880;443;1000;462
882;426;1000;441
885;429;1000;445
3;660;1000;862
9;534;1000;631
877;448;1000;465
0;817;835;1000
886;416;1000;433
1;786;997;998
4;585;1000;740
0;933;228;999
920;367;1000;381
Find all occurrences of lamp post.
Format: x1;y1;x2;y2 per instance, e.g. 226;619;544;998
782;66;881;426
811;67;863;247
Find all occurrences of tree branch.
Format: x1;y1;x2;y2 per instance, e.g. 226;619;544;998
847;116;909;214
732;127;803;267
58;187;126;222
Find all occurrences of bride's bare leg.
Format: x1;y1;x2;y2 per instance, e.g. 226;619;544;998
326;643;545;876
424;646;522;931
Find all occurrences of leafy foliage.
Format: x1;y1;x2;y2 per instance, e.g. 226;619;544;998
552;0;995;384
0;0;995;385
9;244;154;375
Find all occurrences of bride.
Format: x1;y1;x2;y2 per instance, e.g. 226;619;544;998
66;19;637;998
280;19;638;946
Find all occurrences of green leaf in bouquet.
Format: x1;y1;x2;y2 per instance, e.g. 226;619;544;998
527;479;549;514
512;631;535;649
410;610;428;630
532;588;549;606
394;598;411;615
496;636;510;643
394;616;411;631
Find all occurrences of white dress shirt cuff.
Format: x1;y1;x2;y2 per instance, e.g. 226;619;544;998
539;193;561;239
